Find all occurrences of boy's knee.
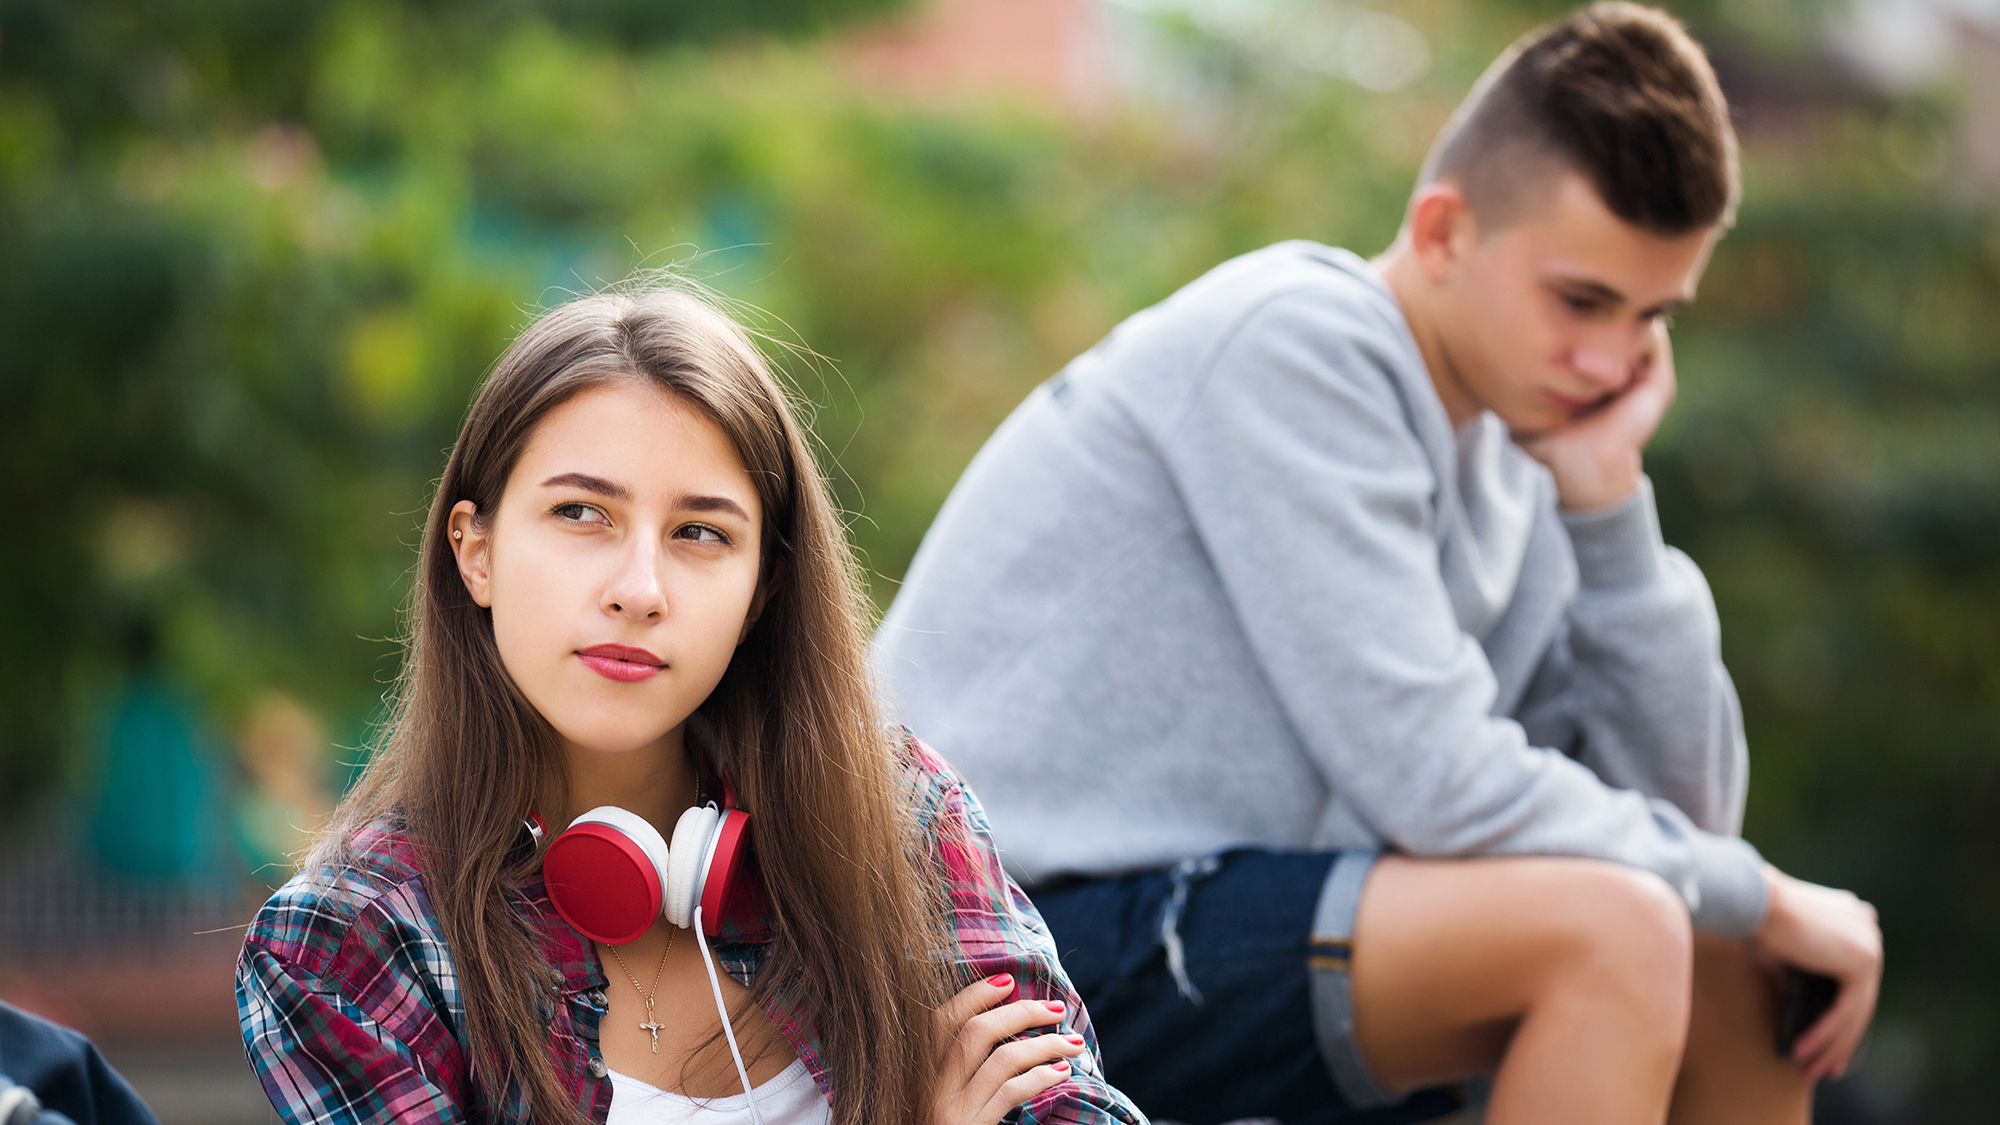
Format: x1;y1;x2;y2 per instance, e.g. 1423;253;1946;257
1512;856;1688;1032
1548;863;1694;1024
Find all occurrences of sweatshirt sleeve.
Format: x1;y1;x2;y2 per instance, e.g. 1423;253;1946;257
1512;481;1766;932
1156;285;1769;938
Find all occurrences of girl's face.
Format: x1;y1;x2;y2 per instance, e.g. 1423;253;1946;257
448;380;766;757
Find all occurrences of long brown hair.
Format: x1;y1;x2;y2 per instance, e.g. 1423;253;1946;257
314;283;949;1124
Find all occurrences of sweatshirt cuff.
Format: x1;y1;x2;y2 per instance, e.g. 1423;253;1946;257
1685;832;1769;938
1561;476;1666;591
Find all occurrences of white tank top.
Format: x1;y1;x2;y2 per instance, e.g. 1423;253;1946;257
604;1060;833;1125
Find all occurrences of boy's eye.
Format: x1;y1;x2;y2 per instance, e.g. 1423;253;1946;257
1560;293;1603;314
552;502;608;525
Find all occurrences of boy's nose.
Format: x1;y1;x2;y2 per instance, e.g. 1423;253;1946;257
1569;329;1641;391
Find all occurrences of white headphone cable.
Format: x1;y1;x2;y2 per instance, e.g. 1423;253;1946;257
692;904;766;1125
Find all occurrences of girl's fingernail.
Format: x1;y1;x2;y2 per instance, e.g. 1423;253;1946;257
987;974;1013;988
1065;1034;1085;1045
1044;1000;1065;1013
1050;1060;1070;1071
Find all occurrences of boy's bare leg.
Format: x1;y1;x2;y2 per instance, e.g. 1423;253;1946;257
1669;933;1812;1125
1352;856;1820;1125
1350;855;1693;1125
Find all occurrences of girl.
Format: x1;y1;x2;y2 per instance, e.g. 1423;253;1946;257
235;284;1144;1125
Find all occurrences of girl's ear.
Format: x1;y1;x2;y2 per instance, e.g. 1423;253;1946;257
737;560;783;646
448;500;495;608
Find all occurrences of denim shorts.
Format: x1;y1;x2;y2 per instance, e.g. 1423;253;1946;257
1031;849;1466;1125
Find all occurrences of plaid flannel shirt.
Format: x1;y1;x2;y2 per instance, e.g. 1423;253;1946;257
236;732;1143;1125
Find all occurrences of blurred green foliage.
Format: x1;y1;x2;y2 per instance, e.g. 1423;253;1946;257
0;0;1993;1117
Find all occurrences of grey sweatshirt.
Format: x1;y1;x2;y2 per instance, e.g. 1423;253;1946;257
875;241;1769;937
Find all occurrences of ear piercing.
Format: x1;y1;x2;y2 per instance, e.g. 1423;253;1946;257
453;530;463;540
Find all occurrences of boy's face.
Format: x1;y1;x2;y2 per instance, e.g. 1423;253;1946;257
1430;170;1716;437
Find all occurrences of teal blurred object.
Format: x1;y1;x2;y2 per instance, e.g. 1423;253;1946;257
88;678;223;881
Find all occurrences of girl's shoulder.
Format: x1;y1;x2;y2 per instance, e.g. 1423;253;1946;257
892;727;1008;860
893;726;971;822
237;818;484;1124
243;815;442;980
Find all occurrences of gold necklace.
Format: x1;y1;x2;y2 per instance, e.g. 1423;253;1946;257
606;927;676;1054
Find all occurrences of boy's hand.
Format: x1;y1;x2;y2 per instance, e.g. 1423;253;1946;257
1518;320;1678;511
930;974;1087;1125
1753;867;1884;1081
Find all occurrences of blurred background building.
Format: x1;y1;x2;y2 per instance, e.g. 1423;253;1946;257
0;1;1993;1121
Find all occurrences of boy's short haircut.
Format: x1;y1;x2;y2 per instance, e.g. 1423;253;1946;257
1422;1;1739;235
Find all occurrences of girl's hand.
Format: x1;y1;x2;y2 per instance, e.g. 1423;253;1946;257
931;974;1088;1125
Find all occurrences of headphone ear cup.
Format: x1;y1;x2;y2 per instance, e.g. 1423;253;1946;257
544;806;672;946
698;809;754;937
665;804;720;928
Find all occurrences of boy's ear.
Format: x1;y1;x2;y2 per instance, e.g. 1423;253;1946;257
738;561;783;645
447;500;494;608
1407;182;1476;282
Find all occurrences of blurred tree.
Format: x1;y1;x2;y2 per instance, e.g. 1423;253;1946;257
0;0;913;804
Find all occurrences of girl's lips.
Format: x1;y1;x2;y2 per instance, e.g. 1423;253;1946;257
579;654;659;682
576;645;665;683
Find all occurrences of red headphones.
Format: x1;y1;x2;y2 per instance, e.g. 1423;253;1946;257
533;779;762;945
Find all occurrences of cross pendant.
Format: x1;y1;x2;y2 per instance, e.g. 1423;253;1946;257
640;1000;663;1054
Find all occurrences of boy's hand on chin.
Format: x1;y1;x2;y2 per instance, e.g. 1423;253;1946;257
1520;320;1679;512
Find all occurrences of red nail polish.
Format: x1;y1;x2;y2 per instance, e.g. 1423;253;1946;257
987;973;1013;988
1044;1000;1065;1013
1065;1034;1085;1046
1051;1059;1070;1071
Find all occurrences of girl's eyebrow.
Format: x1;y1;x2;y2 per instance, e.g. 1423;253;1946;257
539;472;630;500
680;495;752;522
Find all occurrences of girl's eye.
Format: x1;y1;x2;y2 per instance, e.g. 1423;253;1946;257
551;502;608;525
676;523;729;545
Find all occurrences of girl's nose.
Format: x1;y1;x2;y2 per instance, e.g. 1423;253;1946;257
603;543;667;620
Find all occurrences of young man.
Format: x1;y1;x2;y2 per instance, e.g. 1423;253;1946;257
874;5;1883;1123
